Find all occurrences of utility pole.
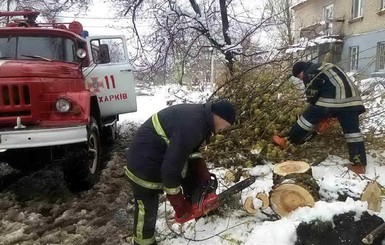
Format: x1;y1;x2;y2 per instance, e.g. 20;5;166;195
210;47;215;89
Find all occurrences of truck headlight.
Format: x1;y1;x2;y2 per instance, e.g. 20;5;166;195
55;98;71;112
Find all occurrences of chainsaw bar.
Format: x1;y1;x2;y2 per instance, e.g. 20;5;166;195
218;176;257;203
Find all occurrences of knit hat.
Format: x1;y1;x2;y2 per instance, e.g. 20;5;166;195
212;100;236;125
292;61;308;77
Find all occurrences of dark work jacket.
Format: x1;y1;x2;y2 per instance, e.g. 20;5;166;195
302;62;365;113
126;103;214;190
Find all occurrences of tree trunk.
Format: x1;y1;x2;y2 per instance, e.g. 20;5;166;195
219;0;234;74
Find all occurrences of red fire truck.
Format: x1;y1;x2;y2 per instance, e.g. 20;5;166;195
0;10;137;191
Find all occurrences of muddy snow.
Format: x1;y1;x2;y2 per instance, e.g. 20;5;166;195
0;125;138;245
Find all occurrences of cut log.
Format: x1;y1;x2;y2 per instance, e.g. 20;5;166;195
361;181;382;212
244;196;258;214
270;160;319;217
273;160;311;176
362;222;385;244
273;161;314;186
257;192;270;210
270;183;315;217
243;192;270;214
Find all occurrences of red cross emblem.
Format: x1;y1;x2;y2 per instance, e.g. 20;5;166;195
86;77;104;93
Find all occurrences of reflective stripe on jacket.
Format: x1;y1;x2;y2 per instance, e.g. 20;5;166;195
303;63;365;113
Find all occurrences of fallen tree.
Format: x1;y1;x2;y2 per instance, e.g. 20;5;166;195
203;62;350;167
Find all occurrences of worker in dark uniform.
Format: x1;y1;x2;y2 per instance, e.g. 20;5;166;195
274;61;367;174
124;100;236;245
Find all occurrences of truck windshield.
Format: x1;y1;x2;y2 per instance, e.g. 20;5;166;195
0;36;77;63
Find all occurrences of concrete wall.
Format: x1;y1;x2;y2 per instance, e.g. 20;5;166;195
294;0;385;37
292;0;385;77
340;0;385;36
293;0;329;39
340;29;385;77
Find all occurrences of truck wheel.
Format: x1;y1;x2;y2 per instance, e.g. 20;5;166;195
63;117;101;191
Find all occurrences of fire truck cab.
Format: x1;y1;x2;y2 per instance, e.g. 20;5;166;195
0;10;137;191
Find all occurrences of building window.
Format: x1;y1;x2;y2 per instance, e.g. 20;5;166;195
376;42;385;71
349;46;359;71
324;3;334;20
382;0;385;9
352;0;363;18
323;4;334;35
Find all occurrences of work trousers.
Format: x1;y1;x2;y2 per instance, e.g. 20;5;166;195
129;159;206;245
130;181;160;245
287;105;367;166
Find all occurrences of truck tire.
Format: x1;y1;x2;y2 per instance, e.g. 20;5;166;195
63;117;101;191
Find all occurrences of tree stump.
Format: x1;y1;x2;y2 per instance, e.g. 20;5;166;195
270;160;320;217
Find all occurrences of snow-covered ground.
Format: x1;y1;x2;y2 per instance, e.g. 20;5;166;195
119;82;385;245
119;85;211;126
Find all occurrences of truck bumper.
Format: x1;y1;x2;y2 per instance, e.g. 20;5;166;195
0;126;87;151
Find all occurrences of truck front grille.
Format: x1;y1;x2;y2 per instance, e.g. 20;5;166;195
0;84;31;117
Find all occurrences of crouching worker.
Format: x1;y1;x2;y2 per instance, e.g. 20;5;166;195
124;100;236;245
273;61;367;175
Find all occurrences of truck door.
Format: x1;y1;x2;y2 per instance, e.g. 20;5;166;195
84;35;137;117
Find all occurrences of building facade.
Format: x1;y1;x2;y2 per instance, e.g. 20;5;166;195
291;0;385;77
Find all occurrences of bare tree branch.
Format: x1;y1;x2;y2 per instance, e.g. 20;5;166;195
188;0;201;17
114;0;287;86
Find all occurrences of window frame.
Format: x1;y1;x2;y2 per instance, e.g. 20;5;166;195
376;41;385;71
349;46;359;71
90;37;126;64
351;0;363;19
382;0;385;10
0;35;77;63
323;3;334;21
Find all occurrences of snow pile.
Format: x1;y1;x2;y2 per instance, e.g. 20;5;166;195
154;154;385;245
286;36;343;54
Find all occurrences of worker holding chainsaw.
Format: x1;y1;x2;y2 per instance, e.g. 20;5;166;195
124;100;236;245
273;61;367;174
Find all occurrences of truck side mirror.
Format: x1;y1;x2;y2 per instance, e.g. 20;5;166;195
99;44;110;64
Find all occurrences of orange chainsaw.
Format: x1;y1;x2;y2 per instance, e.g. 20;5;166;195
175;175;257;223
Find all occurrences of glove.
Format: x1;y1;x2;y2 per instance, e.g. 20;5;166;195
273;135;287;148
315;117;336;134
167;192;192;219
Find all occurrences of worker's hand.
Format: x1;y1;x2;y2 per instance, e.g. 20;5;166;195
273;135;287;148
167;192;192;219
